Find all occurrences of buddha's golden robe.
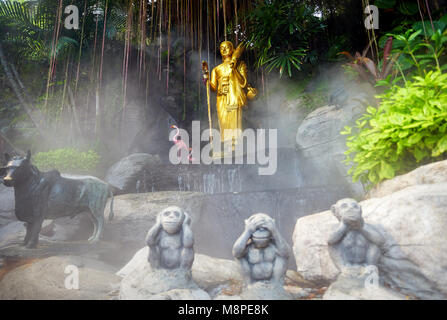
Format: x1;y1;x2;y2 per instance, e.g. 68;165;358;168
209;60;247;144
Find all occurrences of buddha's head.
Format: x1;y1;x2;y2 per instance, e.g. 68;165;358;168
220;41;234;59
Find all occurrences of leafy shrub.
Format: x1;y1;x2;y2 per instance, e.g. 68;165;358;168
342;71;447;187
33;148;100;174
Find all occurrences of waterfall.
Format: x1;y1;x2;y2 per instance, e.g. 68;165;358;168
178;175;183;191
203;173;216;194
227;167;242;193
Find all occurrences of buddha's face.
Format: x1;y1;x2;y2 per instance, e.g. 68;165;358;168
220;42;234;58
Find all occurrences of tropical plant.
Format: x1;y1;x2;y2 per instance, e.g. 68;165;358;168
374;14;447;86
339;36;395;84
245;0;325;77
387;26;447;77
0;0;75;60
342;71;447;187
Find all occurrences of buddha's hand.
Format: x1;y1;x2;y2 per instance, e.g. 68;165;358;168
230;57;237;69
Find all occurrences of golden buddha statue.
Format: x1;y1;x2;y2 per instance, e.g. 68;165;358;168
208;41;257;153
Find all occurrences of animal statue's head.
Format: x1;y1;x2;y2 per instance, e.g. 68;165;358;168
331;198;364;230
246;213;275;249
159;206;190;235
1;150;33;187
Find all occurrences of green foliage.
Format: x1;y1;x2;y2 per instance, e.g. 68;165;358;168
245;0;324;77
375;0;418;16
376;15;447;88
33;148;100;174
0;0;57;60
342;71;447;188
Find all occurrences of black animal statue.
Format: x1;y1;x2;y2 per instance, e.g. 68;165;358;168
0;151;114;248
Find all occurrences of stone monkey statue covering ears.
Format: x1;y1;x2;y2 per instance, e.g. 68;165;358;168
145;206;194;271
119;206;211;299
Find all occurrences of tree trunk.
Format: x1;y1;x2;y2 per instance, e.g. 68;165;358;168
68;85;85;143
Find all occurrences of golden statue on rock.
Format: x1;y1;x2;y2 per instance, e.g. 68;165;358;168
203;41;257;156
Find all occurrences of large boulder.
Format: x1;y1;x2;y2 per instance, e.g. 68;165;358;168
295;82;376;198
322;267;405;300
102;191;204;266
367;160;447;199
117;246;243;295
0;255;121;300
293;182;447;299
105;153;162;193
119;266;211;300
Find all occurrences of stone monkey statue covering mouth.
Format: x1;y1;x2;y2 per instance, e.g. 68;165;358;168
323;198;404;300
327;198;384;269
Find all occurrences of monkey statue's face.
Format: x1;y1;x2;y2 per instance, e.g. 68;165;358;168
252;227;272;249
331;198;363;229
246;213;275;249
160;206;184;234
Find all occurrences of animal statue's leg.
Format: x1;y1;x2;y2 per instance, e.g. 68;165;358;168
22;222;32;246
94;213;104;241
86;209;100;242
272;256;288;283
87;190;108;243
366;243;381;266
26;218;44;248
148;245;161;269
87;202;105;243
180;247;194;270
239;257;252;284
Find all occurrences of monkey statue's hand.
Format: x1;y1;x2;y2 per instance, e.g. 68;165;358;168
245;217;265;234
154;214;163;229
262;218;276;234
343;216;364;230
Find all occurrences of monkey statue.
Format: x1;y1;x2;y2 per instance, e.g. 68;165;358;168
119;206;211;299
327;198;385;270
324;198;403;299
145;206;194;271
232;213;292;300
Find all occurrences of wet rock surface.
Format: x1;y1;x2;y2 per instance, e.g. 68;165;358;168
295;83;376;199
0;255;121;300
102;191;204;266
322;267;405;300
105;153;162;193
367;159;447;199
